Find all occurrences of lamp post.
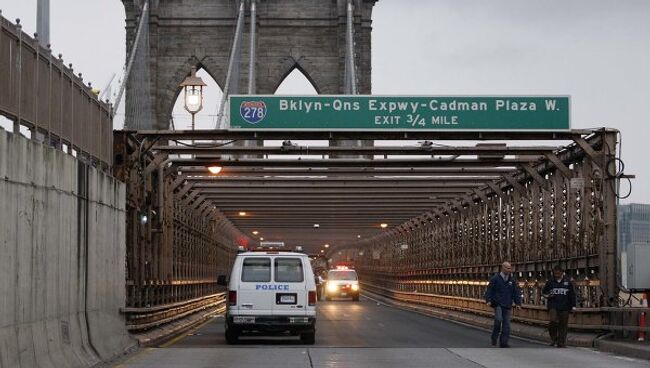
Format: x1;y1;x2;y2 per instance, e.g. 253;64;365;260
179;66;207;131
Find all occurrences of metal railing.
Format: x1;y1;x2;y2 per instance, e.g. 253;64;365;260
0;14;113;168
122;292;227;331
362;282;650;333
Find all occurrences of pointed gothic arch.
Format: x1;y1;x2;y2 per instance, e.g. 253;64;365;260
273;64;321;95
274;67;320;95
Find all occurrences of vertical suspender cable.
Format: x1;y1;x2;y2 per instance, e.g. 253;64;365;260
114;0;149;116
248;0;257;95
216;1;246;129
346;0;357;95
98;73;116;101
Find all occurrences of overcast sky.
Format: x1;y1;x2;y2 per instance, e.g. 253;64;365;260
0;0;648;203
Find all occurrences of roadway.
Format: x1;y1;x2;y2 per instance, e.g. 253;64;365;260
115;297;648;368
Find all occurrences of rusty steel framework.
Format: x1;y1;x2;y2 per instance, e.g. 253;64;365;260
113;132;250;329
128;128;640;332
0;14;113;168
336;130;633;330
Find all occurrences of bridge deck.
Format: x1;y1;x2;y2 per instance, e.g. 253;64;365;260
115;298;645;368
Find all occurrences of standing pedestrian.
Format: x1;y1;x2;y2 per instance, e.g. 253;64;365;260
542;265;576;348
485;262;522;348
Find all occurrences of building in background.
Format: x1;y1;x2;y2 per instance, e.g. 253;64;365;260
619;203;650;291
619;203;650;246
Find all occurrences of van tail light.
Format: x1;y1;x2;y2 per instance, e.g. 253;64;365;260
228;290;237;306
308;291;317;306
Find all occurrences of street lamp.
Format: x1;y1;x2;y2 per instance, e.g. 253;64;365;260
179;66;207;131
207;166;222;175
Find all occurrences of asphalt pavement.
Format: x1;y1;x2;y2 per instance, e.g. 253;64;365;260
114;297;649;368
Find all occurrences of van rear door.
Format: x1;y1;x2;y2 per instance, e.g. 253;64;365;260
272;257;307;316
237;257;274;315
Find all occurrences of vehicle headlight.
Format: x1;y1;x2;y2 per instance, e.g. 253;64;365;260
327;283;338;292
351;284;359;291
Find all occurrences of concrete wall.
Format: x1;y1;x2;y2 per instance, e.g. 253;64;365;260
0;128;134;368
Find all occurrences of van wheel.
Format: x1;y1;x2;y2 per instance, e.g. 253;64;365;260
301;332;316;345
325;296;332;301
352;295;359;302
225;328;239;344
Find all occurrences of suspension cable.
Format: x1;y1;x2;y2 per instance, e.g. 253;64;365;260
346;0;358;95
216;1;246;129
248;0;257;95
114;0;149;115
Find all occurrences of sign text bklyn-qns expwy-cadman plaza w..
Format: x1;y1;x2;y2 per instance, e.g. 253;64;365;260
229;96;570;130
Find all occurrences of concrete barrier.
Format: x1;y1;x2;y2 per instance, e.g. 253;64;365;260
0;128;135;368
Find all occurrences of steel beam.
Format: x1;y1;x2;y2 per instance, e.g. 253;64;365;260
228;210;432;214
521;164;550;191
486;182;508;200
176;183;194;197
214;207;446;213
574;137;600;160
175;167;518;176
210;200;447;205
544;152;573;178
151;145;558;156
190;182;485;189
192;188;473;194
170;175;187;190
200;194;459;199
472;188;491;203
225;205;435;214
227;214;437;218
183;176;499;183
135;129;593;141
232;216;425;219
144;155;167;175
182;190;200;206
170;158;537;168
502;175;528;197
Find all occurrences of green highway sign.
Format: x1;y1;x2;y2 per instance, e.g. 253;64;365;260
229;95;570;130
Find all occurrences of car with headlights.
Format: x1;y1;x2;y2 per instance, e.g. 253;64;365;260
324;268;360;301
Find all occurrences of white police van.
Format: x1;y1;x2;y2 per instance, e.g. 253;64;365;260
221;251;317;344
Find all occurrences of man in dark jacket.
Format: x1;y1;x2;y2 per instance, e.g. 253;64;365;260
542;265;577;347
485;262;522;348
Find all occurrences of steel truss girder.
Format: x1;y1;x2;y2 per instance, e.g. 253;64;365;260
207;199;447;204
334;130;620;321
183;176;499;183
230;210;430;215
200;194;459;199
233;218;429;221
192;188;474;194
189;182;485;189
169;158;537;168
217;206;443;212
128;129;619;268
151;145;559;156
175;167;519;176
134;129;593;141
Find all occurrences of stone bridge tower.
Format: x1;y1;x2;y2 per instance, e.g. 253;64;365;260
122;0;378;130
